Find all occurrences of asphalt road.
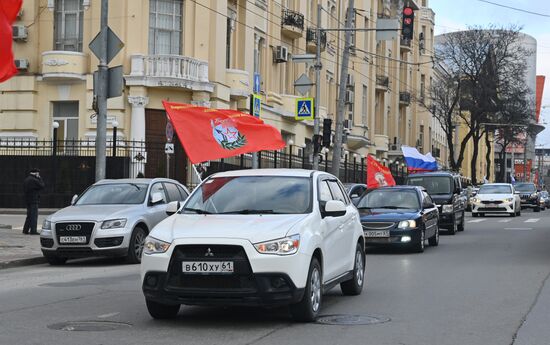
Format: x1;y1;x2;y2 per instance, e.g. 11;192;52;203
2;211;550;345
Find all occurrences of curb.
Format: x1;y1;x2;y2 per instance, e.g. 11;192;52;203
0;256;47;270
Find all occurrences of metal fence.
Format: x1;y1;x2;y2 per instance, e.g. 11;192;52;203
0;138;406;208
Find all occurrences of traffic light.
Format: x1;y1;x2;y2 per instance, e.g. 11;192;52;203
322;118;332;148
402;6;414;40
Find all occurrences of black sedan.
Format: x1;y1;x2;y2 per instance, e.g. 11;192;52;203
357;186;439;253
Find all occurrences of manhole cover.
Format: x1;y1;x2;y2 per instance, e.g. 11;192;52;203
316;314;390;326
48;321;132;332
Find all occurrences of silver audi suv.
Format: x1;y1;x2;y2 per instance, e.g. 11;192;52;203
40;178;189;265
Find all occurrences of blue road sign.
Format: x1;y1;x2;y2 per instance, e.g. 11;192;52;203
252;94;261;118
253;73;261;94
295;98;314;120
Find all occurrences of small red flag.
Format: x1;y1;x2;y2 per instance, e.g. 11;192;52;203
367;155;396;189
0;0;23;83
163;101;286;164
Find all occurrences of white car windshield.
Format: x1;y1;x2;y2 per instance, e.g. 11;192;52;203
76;183;148;205
478;185;512;194
182;176;312;214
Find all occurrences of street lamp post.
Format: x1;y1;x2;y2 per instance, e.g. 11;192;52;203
288;139;294;168
52;121;59;157
112;120;119;158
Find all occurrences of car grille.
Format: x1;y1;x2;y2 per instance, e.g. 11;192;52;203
481;200;503;205
40;237;54;248
166;245;255;292
477;207;506;212
362;222;395;230
55;222;95;245
94;237;124;248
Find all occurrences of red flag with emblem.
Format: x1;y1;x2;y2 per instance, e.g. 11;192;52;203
367;155;396;189
163;101;286;164
0;0;23;83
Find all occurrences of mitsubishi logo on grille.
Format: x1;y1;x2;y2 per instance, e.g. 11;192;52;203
204;248;214;257
65;224;81;231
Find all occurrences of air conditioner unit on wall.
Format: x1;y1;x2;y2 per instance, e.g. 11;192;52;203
12;25;28;41
345;90;354;104
390;144;399;151
14;59;29;70
346;73;354;87
274;46;289;63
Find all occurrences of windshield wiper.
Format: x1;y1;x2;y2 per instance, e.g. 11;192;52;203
357;206;373;209
220;209;279;214
182;207;211;214
430;192;451;195
376;206;412;209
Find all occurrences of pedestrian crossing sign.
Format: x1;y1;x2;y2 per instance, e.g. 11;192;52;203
295;98;314;120
252;94;261;118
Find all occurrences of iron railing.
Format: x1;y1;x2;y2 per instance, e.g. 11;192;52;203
282;9;304;31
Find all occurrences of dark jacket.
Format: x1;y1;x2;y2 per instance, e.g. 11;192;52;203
24;175;45;204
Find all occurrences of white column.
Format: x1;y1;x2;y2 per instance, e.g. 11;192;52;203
128;96;149;178
128;96;149;142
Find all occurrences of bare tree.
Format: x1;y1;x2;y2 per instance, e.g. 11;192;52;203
434;25;532;184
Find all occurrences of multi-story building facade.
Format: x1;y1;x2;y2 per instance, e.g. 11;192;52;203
1;0;443;180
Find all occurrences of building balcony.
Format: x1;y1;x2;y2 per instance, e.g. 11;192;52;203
420;8;435;24
225;69;250;99
125;54;213;92
399;91;411;106
376;74;389;91
281;9;304;39
306;27;327;53
41;51;88;82
374;134;389;153
400;38;412;53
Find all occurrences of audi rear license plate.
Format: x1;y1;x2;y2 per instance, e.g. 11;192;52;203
59;236;87;244
364;230;390;237
182;261;234;274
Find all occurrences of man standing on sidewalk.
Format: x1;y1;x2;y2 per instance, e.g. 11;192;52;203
22;168;45;235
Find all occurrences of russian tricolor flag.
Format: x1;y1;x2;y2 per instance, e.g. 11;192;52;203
402;146;438;173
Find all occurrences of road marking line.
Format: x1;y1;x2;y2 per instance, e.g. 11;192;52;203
504;228;533;230
498;219;512;223
97;312;120;319
468;219;486;223
525;219;540;223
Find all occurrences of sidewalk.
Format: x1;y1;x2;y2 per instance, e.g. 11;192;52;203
0;213;51;269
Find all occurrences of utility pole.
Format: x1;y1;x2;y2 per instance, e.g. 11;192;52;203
312;3;322;170
330;0;354;177
95;0;109;181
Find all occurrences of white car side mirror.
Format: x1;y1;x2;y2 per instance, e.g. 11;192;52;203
71;194;78;205
323;200;347;217
166;201;180;216
150;192;164;205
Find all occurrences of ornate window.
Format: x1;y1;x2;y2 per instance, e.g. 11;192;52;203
149;0;183;55
54;0;84;52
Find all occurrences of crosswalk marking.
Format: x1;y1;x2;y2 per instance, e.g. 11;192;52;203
525;218;540;223
468;219;486;223
504;228;533;230
498;219;512;223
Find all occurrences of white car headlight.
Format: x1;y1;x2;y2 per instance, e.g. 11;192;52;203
254;235;300;255
143;236;171;255
398;220;417;229
42;219;52;230
471;198;480;203
100;219;127;229
505;198;514;202
442;204;453;213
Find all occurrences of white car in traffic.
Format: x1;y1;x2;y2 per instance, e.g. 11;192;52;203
471;183;521;217
40;178;189;265
141;169;365;322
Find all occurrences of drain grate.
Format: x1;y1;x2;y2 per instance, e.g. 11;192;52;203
316;314;390;326
48;321;132;332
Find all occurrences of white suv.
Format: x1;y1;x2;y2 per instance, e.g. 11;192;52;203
141;169;365;322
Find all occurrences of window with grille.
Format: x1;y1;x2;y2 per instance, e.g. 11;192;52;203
54;0;84;52
149;0;183;55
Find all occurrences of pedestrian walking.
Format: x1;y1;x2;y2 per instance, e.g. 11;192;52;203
22;168;45;235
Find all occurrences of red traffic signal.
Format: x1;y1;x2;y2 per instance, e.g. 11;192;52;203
402;6;414;40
